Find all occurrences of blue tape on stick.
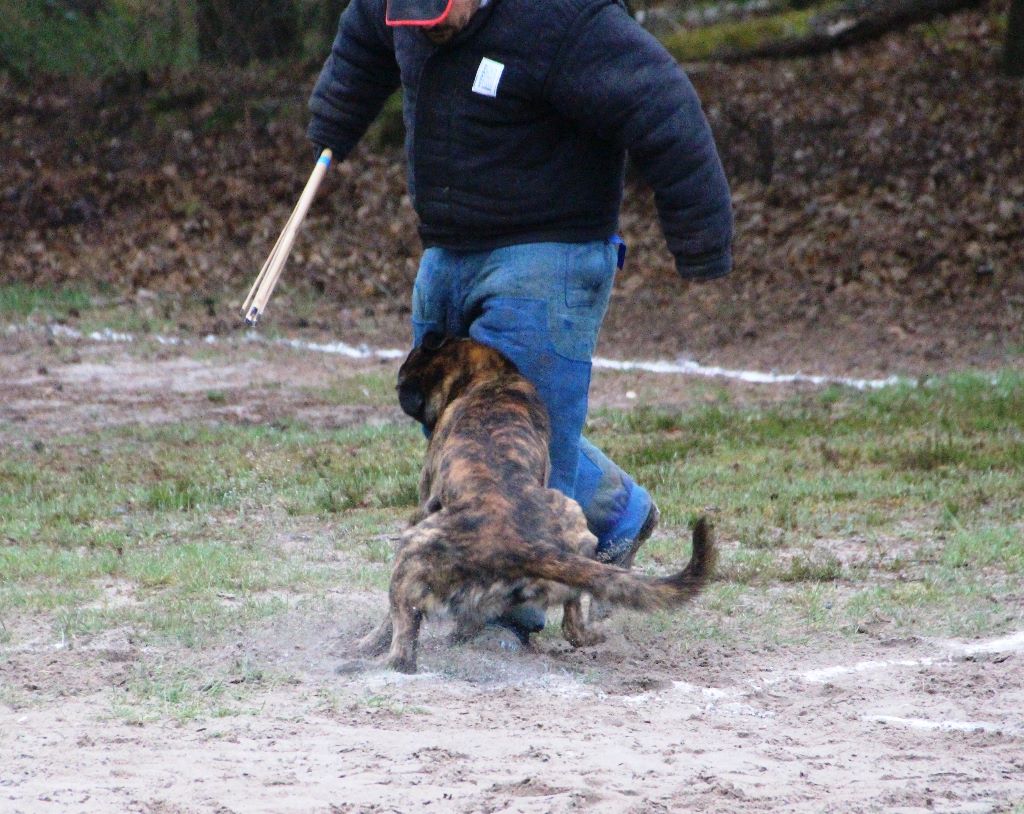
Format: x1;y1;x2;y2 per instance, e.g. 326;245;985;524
318;151;332;167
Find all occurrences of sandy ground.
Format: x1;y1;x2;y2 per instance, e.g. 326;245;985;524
3;610;1023;813
1;324;1023;813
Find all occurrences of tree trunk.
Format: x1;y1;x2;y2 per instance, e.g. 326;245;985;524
719;0;986;62
1006;0;1024;76
196;0;300;66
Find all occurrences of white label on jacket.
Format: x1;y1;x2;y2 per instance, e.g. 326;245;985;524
472;58;504;97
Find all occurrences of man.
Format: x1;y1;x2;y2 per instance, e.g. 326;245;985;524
309;0;733;639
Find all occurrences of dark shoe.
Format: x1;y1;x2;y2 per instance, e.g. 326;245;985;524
591;503;659;620
492;604;546;645
597;503;660;569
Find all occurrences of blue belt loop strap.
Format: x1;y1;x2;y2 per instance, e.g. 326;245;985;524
611;234;627;270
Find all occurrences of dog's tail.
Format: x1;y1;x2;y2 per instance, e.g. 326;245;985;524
526;516;715;611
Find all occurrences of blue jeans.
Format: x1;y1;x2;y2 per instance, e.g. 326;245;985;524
410;241;652;559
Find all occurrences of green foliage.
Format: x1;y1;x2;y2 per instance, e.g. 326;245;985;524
0;284;92;318
0;0;842;79
365;91;406;151
0;0;196;78
1006;0;1024;76
660;8;819;61
0;0;350;78
195;0;300;65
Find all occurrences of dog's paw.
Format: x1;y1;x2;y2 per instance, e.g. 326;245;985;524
566;628;606;648
334;658;376;675
384;655;418;674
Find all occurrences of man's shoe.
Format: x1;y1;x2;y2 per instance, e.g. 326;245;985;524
591;503;659;620
597;503;660;569
492;604;546;645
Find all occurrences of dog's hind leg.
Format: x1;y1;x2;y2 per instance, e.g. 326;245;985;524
382;516;449;673
561;597;605;648
354;614;393;657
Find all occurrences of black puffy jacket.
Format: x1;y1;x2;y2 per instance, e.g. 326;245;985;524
309;0;733;279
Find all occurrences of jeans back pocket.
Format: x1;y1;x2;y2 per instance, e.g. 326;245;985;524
564;241;617;310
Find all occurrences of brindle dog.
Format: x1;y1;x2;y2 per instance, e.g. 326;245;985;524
354;334;715;673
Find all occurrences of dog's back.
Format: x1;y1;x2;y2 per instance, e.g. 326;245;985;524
426;374;552;513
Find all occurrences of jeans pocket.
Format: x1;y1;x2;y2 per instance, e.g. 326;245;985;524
564;241;616;309
412;248;452;336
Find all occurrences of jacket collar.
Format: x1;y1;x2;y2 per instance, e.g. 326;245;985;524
424;0;500;47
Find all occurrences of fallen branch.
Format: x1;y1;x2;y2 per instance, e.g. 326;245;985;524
718;0;989;62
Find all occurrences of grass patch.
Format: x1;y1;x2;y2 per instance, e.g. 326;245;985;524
0;283;186;337
358;692;429;717
660;8;822;62
0;422;423;548
0;420;423;647
942;525;1024;573
308;372;397;409
591;370;1024;637
110;656;274;723
0;284;92;320
2;364;1022;697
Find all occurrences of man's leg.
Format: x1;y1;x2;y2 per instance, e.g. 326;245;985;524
574;437;657;563
461;241;654;559
409;242;656;638
410;247;463;345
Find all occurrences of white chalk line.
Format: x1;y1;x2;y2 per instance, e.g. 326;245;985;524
798;658;936;684
660;630;1024;735
950;630;1024;656
591;357;903;390
32;324;906;390
864;715;1021;736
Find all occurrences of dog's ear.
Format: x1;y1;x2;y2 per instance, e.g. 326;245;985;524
397;333;450;425
421;332;448;352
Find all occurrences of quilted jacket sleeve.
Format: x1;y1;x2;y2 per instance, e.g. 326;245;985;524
545;1;734;280
307;0;401;159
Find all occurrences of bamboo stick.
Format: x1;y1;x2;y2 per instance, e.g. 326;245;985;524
242;148;333;326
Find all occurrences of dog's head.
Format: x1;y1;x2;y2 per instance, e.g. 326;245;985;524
397;333;519;430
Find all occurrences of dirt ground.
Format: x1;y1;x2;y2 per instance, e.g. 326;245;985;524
4;616;1024;814
2;323;1023;813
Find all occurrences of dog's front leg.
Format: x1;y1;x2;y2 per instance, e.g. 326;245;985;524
448;613;486;644
384;513;448;672
562;597;605;648
383;543;425;672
